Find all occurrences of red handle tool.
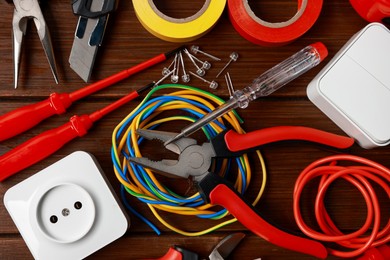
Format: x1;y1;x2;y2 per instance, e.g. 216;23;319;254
224;126;354;152
198;173;328;259
0;83;152;181
144;246;195;260
357;243;390;260
130;127;354;258
0;47;181;142
198;127;355;259
152;247;183;260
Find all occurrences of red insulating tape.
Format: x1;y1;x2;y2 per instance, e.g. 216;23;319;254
349;0;390;23
228;0;323;46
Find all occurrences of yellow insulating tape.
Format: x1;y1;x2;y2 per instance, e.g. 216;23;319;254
132;0;227;42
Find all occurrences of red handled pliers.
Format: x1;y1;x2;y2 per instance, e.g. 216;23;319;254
148;233;245;260
129;126;355;259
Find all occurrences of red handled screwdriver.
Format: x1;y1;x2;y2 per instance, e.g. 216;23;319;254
0;47;182;142
0;82;154;181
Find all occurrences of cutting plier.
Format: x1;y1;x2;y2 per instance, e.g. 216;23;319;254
150;233;245;260
129;126;355;259
11;0;58;88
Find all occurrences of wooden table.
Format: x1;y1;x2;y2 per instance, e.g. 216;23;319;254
0;1;389;259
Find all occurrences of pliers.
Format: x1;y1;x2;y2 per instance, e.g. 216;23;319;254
11;0;58;88
129;126;355;259
151;233;245;260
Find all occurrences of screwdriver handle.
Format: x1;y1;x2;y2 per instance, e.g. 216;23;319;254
0;114;93;181
0;93;72;142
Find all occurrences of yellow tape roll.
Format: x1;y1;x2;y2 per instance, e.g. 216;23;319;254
132;0;227;42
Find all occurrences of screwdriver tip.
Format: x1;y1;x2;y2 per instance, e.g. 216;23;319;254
164;132;184;147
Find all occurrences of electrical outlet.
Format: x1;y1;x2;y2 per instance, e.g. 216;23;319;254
36;183;96;243
4;151;129;259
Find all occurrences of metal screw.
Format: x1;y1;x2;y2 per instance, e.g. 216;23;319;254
62;208;70;217
191;45;221;61
216;52;239;78
171;53;179;83
189;71;218;89
179;52;190;83
183;49;205;76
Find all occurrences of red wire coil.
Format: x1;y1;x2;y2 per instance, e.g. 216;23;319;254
293;154;390;258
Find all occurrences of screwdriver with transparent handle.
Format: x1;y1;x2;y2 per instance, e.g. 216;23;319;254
164;42;328;146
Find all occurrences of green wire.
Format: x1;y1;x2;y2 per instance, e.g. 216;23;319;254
147;84;244;123
115;84;256;235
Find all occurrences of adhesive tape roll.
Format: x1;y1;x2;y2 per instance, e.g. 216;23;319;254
132;0;227;42
228;0;323;46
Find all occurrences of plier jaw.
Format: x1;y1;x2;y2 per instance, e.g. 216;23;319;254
129;129;214;181
11;0;58;88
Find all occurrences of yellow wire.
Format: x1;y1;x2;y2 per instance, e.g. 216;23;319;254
111;85;267;235
148;204;237;237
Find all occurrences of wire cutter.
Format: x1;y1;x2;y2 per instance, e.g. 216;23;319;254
129;126;355;259
151;233;245;260
11;0;58;88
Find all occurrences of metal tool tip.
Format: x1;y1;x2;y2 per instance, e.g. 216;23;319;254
53;74;59;84
164;132;184;147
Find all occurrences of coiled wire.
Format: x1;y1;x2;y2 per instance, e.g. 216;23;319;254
293;154;390;258
111;84;267;236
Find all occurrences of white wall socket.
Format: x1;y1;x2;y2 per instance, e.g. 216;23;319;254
4;151;129;259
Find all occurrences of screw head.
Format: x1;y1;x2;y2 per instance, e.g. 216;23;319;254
62;208;70;217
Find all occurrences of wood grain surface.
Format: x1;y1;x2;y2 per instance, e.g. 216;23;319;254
0;0;389;259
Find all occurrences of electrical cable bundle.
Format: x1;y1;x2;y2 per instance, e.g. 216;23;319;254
293;154;390;258
111;84;267;236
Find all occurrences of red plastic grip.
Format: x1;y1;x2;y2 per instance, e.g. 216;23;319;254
0;115;93;181
357;243;390;260
209;184;328;259
224;126;354;152
349;0;390;22
0;93;72;142
144;247;183;260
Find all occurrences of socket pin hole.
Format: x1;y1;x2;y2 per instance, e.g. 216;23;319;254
74;201;82;210
50;215;58;224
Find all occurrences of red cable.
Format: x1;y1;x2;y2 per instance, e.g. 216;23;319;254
293;154;390;258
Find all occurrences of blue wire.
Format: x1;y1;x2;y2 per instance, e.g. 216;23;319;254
136;197;179;206
111;147;127;180
184;199;204;207
197;208;228;219
153;187;203;204
120;185;161;235
112;90;249;225
236;157;247;194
